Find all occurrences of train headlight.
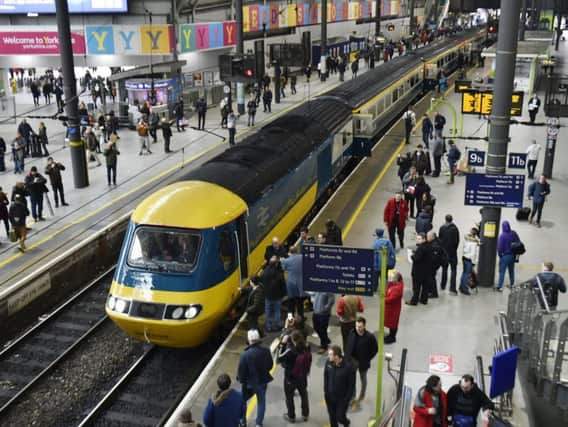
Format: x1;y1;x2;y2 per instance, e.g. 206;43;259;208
172;307;184;320
107;296;116;311
185;305;200;319
115;299;127;313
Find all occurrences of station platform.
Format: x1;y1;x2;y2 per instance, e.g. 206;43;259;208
166;41;568;427
0;62;373;296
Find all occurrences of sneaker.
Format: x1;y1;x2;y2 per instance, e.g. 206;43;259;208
302;416;309;422
283;414;295;423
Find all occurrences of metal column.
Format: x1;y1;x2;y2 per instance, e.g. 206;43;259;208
374;0;381;61
478;0;522;288
408;0;415;39
320;0;328;81
519;0;527;41
235;0;245;114
55;0;88;188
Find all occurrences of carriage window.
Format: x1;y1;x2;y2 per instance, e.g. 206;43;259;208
219;229;236;272
128;227;200;273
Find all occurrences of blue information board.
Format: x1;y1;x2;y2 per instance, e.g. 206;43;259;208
490;346;519;398
467;150;486;167
464;174;525;208
508;152;527;169
302;244;374;296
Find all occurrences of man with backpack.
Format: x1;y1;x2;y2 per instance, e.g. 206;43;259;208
346;317;378;407
439;214;460;294
532;261;566;310
277;329;312;423
427;231;448;298
372;228;395;292
447;141;461;184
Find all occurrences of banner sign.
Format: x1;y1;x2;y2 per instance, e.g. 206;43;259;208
179;21;237;53
85;25;174;55
0;31;86;55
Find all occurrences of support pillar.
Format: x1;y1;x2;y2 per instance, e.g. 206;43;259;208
374;0;381;61
235;0;245;114
408;0;415;40
519;0;527;41
55;0;88;188
320;0;328;81
478;0;522;288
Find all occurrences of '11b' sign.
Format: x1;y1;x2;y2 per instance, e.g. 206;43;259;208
508;153;527;169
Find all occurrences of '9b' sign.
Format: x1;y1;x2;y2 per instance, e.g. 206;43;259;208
508;153;527;169
467;150;486;167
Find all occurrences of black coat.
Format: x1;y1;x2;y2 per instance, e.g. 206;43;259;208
324;358;356;403
346;330;378;371
237;343;273;388
260;263;286;301
45;163;65;185
326;223;343;245
439;222;460;257
412;242;434;278
264;244;287;262
246;284;265;315
24;173;48;198
8;200;28;227
447;383;494;422
415;211;433;234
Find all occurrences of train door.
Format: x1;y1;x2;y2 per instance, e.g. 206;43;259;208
235;214;249;280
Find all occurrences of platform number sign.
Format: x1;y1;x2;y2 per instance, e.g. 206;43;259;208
467;150;486;167
508;153;527;169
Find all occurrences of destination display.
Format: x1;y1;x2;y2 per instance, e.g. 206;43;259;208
302;244;374;296
461;90;524;116
465;174;525;208
0;0;128;14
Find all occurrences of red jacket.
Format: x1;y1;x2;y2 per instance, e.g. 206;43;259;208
413;388;448;427
384;279;403;329
383;198;409;230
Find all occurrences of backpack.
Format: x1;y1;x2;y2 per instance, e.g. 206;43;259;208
291;350;312;379
511;232;525;256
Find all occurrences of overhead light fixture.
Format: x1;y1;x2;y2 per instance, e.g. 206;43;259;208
27;12;39;17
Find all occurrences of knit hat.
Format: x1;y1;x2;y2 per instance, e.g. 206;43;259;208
374;228;384;237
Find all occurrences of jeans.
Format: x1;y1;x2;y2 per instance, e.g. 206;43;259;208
441;256;458;292
243;383;267;426
312;313;331;348
422;132;431;149
530;201;544;224
325;398;350;427
498;254;515;289
284;379;309;419
264;299;281;331
107;165;116;185
30;194;43;220
448;160;456;183
460;258;473;290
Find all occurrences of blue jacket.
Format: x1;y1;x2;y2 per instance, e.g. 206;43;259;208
312;292;335;315
237;343;273;388
281;253;303;297
372;237;395;270
203;388;246;427
528;181;550;204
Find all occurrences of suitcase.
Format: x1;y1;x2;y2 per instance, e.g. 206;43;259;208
516;207;531;221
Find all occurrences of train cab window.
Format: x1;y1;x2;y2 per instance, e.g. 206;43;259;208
219;229;236;272
392;88;399;103
127;227;200;273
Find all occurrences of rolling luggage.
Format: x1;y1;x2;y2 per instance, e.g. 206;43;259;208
516;207;531;221
30;134;42;158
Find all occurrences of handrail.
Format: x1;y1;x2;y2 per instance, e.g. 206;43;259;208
535;275;551;313
475;355;486;393
397;348;408;401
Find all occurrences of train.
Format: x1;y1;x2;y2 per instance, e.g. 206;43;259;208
106;28;487;347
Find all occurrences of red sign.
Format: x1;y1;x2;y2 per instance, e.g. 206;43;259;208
429;354;454;374
0;31;86;55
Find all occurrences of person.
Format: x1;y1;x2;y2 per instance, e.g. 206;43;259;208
311;291;335;354
262;88;272;113
203;373;246;427
161;118;173;153
496;220;520;291
525;140;541;179
346;317;378;405
298;226;315;247
9;194;29;251
460;227;479;295
277;329;312;423
446;140;461;184
422;114;433;149
177;409;202;427
408;233;434;305
18;118;34;157
245;276;265;333
247;97;257;127
107;110;119;139
264;236;287;262
148;109;160;144
385;271;404;344
532;261;567;310
137;117;152;155
439;215;460;293
37;122;49;156
227;111;237;146
351;58;359;78
528;175;550;227
527;93;541;123
44;157;68;208
412;145;429;176
174;97;185;132
430;135;444;177
397;152;412;182
195;97;207;130
403;166;419;218
0;136;6;172
337;294;364;351
414;177;431;213
237;329;273;427
447;374;494;427
24;166;47;222
11;133;25;174
103;139;120;185
416;205;433;234
290;75;297;94
372;228;395;290
427;231;447;298
325;219;343;245
54;83;64;113
434;111;446;138
413;375;448;427
323;345;356;427
260;256;286;332
262;74;270;91
403;106;416;144
281;246;304;320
